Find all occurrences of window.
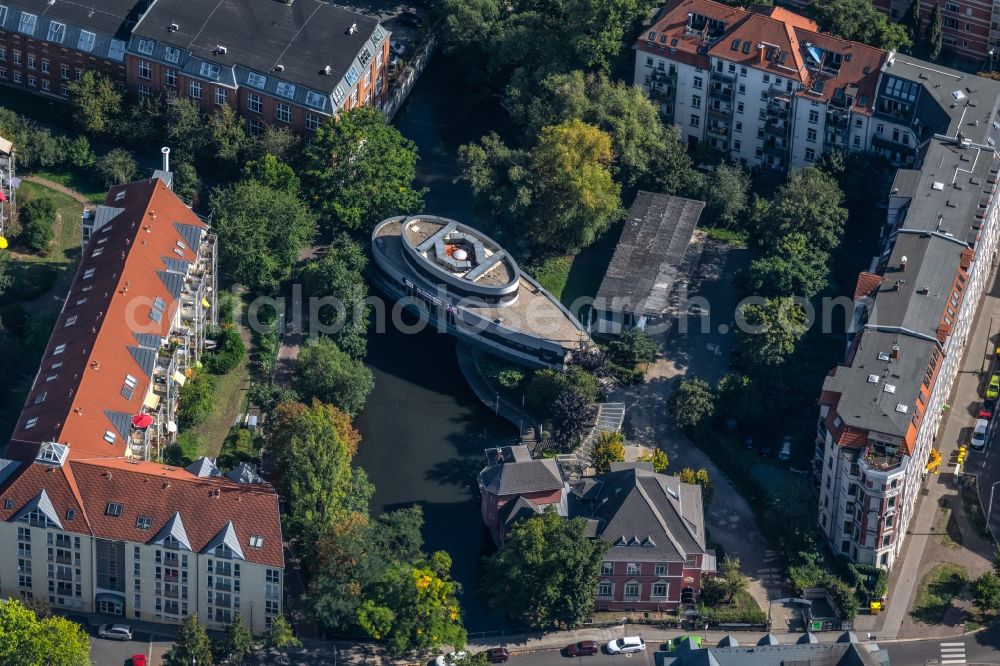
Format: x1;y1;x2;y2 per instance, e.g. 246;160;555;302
105;503;123;517
248;94;262;113
276;81;295;99
247;72;266;88
136;39;155;56
136;516;152;530
757;128;765;139
246;119;263;136
27;54;35;70
601;562;614;575
249;535;264;548
809;110;819;123
652;582;667;597
646;56;654;67
654;563;667;576
41;59;49;74
13;50;20;65
18;12;37;36
735;121;743;132
165;69;176;87
305;90;326;109
214;87;227;106
853;136;861;147
60;84;68;96
693;76;703;89
806;148;816;161
199;62;220;80
0;47;4;61
306;114;322;131
738;83;746;94
75;68;82;81
626;563;640;575
103;431;116;444
740;66;747;76
690;115;699;127
64;315;78;327
138;60;151;80
734;140;741;150
885;514;894;527
41;79;49;92
760;90;768;101
275;103;291;123
266;569;280;583
624;582;640;597
736;102;744;113
77;30;96;52
47;21;66;43
807;128;817;142
60;64;68;79
189;81;202;100
164;46;180;64
597;581;612;596
691;94;701;109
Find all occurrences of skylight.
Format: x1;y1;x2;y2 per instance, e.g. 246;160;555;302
64;315;78;327
66;509;75;520
867;374;879;384
883;384;896;393
136;515;152;530
53;344;65;355
77;30;96;53
4;499;12;510
895;404;908;413
83;268;95;279
103;430;117;444
106;502;123;517
877;352;891;361
114;190;126;202
249;535;264;548
25;417;37;429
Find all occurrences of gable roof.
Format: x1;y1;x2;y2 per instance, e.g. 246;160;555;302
479;458;563;497
150;511;192;550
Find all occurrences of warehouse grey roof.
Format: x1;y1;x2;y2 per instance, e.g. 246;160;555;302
479;457;562;497
659;641;888;666
571;463;706;562
131;0;386;112
595;191;705;318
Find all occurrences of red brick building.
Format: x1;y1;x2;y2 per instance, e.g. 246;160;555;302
478;446;565;546
126;0;390;135
873;0;993;64
0;0;141;97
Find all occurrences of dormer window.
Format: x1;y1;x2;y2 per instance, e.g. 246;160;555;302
64;315;78;327
83;268;95;279
24;417;38;429
53;344;65;355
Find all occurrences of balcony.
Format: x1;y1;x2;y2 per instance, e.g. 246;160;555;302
623;594;641;602
50;553;72;565
709;86;733;102
214;596;232;609
762;140;788;157
706;124;729;139
212;579;232;592
707;105;732;120
596;595;613;602
163;588;179;599
764;121;789;138
711;70;735;83
863;441;904;472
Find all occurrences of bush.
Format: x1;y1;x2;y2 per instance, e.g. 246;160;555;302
497;368;524;389
97;148;138;187
178;371;215;427
608;328;657;367
19;197;56;253
165;432;204;465
526;365;599;411
218;428;259;470
696;592;767;625
202;326;245;375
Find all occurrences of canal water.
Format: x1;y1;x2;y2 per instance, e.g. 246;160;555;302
354;55;518;632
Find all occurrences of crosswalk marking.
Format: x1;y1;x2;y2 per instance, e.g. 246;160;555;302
940;641;966;665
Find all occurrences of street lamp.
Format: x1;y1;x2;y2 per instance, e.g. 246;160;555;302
987;480;1000;525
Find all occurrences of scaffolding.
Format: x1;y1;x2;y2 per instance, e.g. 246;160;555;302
0;135;14;248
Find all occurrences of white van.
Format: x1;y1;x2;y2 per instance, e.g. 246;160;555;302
972;418;989;451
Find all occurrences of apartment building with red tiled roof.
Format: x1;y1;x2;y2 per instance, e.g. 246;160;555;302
0;177;284;632
635;0;887;171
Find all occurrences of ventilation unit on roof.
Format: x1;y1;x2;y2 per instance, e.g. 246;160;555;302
274;64;284;72
168;23;178;32
215;45;227;55
323;65;331;75
883;384;896;394
932;182;945;191
348;23;357;35
878;351;891;361
867;374;879;384
895;404;908;413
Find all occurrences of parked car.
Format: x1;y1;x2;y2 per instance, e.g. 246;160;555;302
606;636;646;654
987;373;1000;399
397;11;424;27
486;647;510;663
98;623;133;641
435;652;468;666
777;435;792;462
972;418;990;450
981;404;994;420
564;641;599;657
390;39;406;56
131;656;147;666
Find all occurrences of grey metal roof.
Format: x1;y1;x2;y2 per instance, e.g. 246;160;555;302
757;634;780;646
104;410;133;441
130;0;386;113
716;636;739;648
128;346;156;377
150;510;191;550
499;495;543;529
595;191;705;318
480;458;562;497
13;489;63;530
0;459;21;488
798;632;820;644
157;269;184;298
162;258;189;273
571;464;705;562
173;222;202;250
0;0;138;60
202;520;245;560
659;643;886;666
224;462;263;484
133;332;161;349
185;457;221;478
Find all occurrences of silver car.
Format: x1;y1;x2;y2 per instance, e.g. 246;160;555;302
98;623;133;641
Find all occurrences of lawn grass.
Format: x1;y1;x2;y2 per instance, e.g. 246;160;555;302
935;500;963;549
34;169;107;204
9;180;84;264
961;479;993;541
910;563;968;624
700;226;749;247
532;255;572;301
186;358;250;458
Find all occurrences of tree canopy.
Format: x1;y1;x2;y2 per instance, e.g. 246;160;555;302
591;431;626;473
756;166;847;253
668;377;716;431
163;614;214;666
302;107;425;233
67;70;121;136
209;179;316;290
0;600;90;666
743;233;829;299
292;337;374;415
737;297;809;367
482;510;608;629
809;0;911;51
300;239;371;359
703;164;750;229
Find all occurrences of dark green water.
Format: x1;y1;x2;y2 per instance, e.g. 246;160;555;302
354;55;518;631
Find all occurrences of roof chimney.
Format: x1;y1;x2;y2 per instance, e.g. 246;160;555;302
161;146;170;174
890;344;899;360
899;255;907;271
757;43;767;65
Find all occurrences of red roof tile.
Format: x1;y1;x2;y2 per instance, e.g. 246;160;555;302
854;271;884;300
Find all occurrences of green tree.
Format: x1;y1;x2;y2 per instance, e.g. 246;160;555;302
608;328;658;367
516;71;700;194
245;125;301;164
300;239;370;359
20;197;56;253
743;233;829;299
61;135;96;169
163;614;214;666
482;510;608;629
221;614;255;665
178;371;216;427
172;162;202;204
677;467;713;504
927;2;943;59
757;166;847;252
638;447;669;473
203;326;246;375
118;95;167;146
719;555;749;604
358;551;467;655
668;377;716;431
737;297;809;367
0;253;11;299
973;572;1000;615
303;107;424;232
269;401;371;560
263;615;300;649
591;431;625;473
902;0;922;46
206;104;249;168
67;70;122;135
704;164;751;229
164;96;208;164
97;148;138;188
0;599;90;666
528;120;622;253
810;0;911;50
292;337;374;416
209;179;316;290
243;154;300;194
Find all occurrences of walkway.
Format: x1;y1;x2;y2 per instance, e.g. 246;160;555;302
455;343;541;440
573;402;626;466
878;259;1000;639
23;174;94;207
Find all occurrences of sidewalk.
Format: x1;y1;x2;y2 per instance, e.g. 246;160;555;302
878;260;1000;639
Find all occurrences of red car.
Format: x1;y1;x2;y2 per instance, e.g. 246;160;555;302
564;641;599;657
486;647;510;663
130;656;147;666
